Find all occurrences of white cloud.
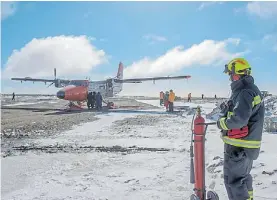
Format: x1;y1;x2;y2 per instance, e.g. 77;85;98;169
124;38;245;78
198;2;223;11
2;35;108;79
234;7;244;15
83;12;92;18
263;34;274;41
88;36;96;41
1;1;17;20
143;34;167;44
262;34;277;52
246;2;277;19
99;38;108;42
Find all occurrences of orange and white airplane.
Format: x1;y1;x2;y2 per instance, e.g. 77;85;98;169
11;62;191;110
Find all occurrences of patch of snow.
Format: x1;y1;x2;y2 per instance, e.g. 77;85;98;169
4;102;41;106
2;101;277;200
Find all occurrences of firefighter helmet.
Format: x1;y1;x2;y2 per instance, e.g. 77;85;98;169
224;58;251;75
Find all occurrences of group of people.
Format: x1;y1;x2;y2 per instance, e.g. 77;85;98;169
159;90;175;112
87;91;103;111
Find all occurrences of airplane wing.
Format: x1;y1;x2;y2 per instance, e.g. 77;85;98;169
11;68;70;85
11;77;56;83
11;77;71;85
114;75;191;83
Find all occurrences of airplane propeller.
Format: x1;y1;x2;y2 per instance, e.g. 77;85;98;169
47;82;54;88
46;68;57;88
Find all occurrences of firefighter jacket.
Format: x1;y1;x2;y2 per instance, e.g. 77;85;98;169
217;75;265;160
164;93;169;101
168;92;175;103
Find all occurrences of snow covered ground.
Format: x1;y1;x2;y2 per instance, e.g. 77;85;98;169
1;95;59;106
2;99;277;200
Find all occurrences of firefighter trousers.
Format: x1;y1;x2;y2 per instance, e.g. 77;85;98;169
168;102;174;112
224;144;253;200
160;99;164;106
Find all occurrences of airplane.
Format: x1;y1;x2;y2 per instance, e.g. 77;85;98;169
11;62;191;110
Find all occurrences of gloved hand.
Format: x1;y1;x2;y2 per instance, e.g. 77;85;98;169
217;117;228;130
217;119;222;130
219;102;227;111
219;100;232;119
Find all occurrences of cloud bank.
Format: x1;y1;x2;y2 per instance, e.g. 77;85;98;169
247;2;277;19
124;38;245;78
3;35;108;79
1;1;17;21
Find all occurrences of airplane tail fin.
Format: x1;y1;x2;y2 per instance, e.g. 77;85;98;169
116;62;124;80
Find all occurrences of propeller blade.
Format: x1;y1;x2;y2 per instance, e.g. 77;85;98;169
47;82;54;88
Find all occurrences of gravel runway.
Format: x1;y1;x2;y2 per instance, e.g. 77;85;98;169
1;96;158;157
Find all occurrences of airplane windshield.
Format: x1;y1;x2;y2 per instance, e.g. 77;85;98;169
69;80;88;87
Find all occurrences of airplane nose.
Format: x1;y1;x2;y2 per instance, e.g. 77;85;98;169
57;90;65;99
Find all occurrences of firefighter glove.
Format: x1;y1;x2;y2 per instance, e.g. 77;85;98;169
217;117;229;130
219;102;227;111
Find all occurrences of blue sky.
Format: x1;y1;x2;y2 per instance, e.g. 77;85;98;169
1;1;277;96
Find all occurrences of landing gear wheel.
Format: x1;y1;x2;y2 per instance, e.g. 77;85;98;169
190;194;200;200
107;102;115;109
207;191;219;200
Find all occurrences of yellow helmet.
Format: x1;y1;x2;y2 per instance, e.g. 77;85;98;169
224;58;251;75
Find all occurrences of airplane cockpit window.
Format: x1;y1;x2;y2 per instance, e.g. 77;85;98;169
69;80;89;87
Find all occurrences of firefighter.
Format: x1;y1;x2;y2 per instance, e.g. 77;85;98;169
188;93;192;102
95;92;103;111
12;92;15;101
91;91;96;109
168;89;175;112
87;92;93;109
159;91;164;106
216;58;265;200
164;91;169;111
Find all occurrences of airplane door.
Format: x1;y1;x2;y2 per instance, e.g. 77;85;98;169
106;79;113;97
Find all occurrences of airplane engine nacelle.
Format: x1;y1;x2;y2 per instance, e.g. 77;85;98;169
64;86;88;101
55;79;61;88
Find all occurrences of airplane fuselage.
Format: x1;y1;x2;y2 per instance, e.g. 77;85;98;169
56;78;123;101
